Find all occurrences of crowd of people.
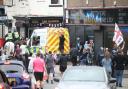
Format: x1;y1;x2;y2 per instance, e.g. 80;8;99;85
28;50;68;89
97;42;128;87
70;37;128;88
0;31;128;89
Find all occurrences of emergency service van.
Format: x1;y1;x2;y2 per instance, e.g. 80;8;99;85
29;27;70;54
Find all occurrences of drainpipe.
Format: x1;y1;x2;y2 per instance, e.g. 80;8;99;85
63;0;65;27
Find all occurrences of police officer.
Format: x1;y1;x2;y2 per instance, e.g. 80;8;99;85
13;31;20;43
5;31;13;42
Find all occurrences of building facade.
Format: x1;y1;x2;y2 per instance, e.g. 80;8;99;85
14;0;64;38
0;0;64;38
0;0;8;37
65;0;128;56
0;0;30;37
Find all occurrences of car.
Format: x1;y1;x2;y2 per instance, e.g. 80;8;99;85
0;69;10;89
0;60;31;89
55;66;116;89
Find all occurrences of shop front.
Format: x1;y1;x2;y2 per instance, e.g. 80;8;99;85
28;16;63;37
14;16;63;38
65;8;128;55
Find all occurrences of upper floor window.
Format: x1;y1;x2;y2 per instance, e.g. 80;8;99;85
19;0;27;1
51;0;59;4
0;8;5;16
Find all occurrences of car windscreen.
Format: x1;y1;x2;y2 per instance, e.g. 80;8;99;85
0;64;24;74
62;68;106;82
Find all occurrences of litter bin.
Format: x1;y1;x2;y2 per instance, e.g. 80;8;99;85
0;38;5;48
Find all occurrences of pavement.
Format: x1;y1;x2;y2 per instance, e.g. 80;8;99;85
118;78;128;89
44;64;128;89
118;70;128;89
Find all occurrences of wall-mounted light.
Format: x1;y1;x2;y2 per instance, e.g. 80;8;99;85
113;0;117;6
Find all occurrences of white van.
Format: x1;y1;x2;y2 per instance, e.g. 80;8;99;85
29;27;70;54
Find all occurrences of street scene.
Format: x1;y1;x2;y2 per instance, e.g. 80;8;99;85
0;0;128;89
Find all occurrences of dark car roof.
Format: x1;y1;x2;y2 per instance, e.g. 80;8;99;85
0;60;25;68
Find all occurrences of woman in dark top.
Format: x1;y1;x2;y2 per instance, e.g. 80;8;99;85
59;53;68;74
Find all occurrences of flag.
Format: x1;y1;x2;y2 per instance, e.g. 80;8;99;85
113;23;124;46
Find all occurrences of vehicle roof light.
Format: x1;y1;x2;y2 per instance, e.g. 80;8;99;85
4;60;10;64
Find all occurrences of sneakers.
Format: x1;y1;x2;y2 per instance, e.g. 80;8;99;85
46;80;54;84
116;83;123;87
119;84;122;87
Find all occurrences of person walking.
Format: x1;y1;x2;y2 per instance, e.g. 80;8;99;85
97;47;104;66
112;50;127;87
59;53;68;75
33;52;46;89
70;47;79;66
59;34;65;53
45;51;55;84
13;30;20;43
102;51;112;79
14;44;22;60
4;41;15;56
20;42;29;69
5;31;13;42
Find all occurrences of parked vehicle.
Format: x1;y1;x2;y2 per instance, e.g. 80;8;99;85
0;60;31;89
28;27;70;54
55;66;116;89
0;69;10;89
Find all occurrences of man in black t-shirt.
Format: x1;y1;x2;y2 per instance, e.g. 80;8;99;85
113;50;127;87
59;34;65;53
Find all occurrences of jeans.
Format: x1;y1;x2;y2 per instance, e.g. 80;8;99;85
98;55;104;66
115;70;124;86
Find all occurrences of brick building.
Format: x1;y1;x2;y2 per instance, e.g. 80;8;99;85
65;0;128;56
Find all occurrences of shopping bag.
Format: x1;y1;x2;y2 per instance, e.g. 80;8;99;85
43;67;48;80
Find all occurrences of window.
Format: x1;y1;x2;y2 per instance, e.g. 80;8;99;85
0;8;5;16
49;0;62;7
51;0;59;4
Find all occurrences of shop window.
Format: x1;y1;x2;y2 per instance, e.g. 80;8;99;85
0;8;5;16
69;10;80;24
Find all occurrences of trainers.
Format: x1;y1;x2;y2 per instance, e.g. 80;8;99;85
119;84;122;87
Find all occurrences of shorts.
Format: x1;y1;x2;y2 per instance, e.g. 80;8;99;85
60;66;67;72
34;72;44;81
47;67;54;74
